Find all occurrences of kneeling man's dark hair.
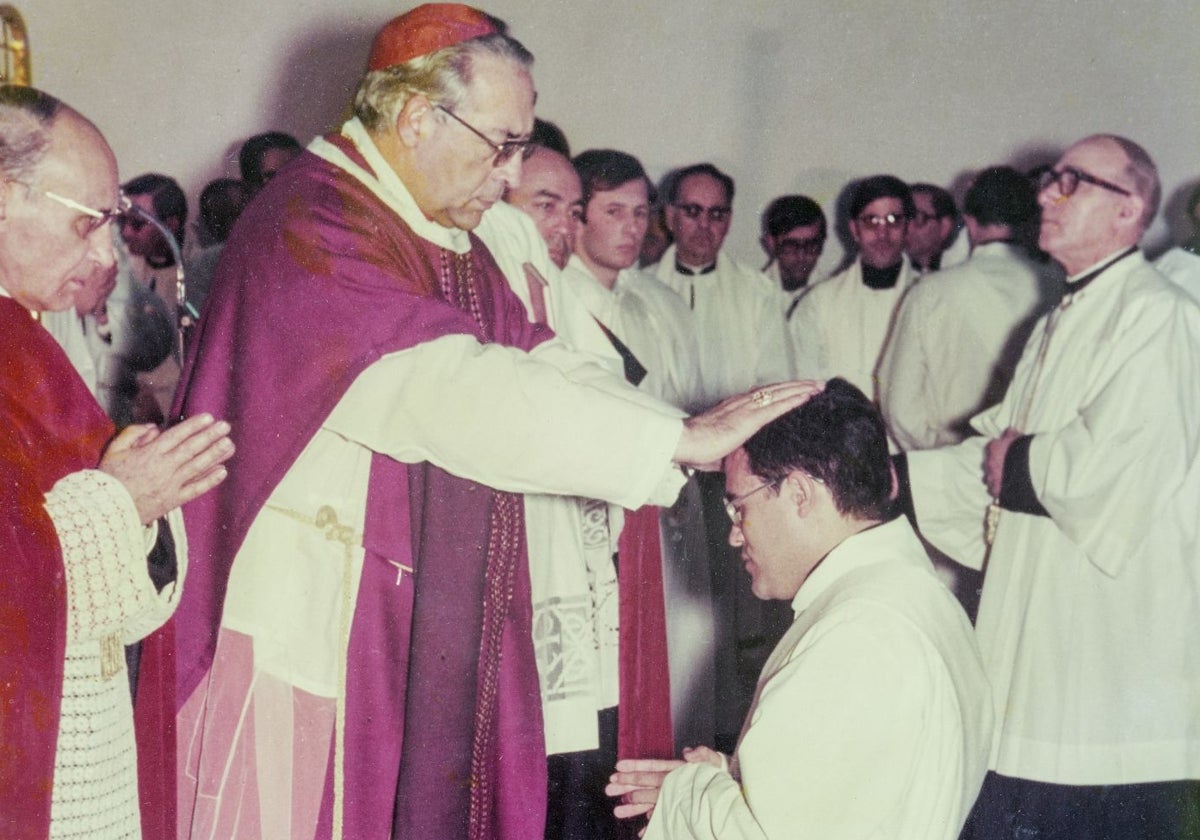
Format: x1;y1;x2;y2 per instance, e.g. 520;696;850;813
744;378;893;521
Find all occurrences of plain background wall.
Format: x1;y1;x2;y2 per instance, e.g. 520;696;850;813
21;0;1200;268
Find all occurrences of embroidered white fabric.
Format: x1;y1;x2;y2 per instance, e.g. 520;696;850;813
43;469;181;840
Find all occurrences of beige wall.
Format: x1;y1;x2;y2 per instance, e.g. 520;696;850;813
22;0;1200;264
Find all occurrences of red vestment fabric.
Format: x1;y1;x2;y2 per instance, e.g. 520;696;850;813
618;505;675;760
151;136;554;839
0;297;114;839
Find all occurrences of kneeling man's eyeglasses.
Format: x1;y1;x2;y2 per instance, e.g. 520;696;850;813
724;479;780;526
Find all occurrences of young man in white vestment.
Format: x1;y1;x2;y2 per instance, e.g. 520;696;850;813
561;149;700;412
905;182;962;275
787;175;916;400
903;135;1200;840
608;378;992;840
758;194;828;318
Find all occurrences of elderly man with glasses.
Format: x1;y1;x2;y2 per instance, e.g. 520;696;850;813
651;163;791;411
788;174;917;401
901;134;1200;840
0;85;234;840
609;379;992;840
164;6;811;840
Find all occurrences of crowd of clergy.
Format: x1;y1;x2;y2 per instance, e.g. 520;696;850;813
5;3;1200;840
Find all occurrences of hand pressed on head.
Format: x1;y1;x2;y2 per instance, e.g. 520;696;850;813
675;380;824;471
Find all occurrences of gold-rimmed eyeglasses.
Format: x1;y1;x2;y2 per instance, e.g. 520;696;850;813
9;179;130;237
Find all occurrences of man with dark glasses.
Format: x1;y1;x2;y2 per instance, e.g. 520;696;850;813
905;134;1200;840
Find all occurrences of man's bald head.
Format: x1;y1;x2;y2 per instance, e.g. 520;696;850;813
0;85;63;180
1037;134;1158;275
1084;134;1160;231
0;86;120;312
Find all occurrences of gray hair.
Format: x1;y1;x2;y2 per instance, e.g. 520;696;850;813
0;85;62;182
1084;133;1160;230
353;33;533;132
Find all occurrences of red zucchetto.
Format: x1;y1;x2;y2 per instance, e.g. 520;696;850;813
367;3;498;71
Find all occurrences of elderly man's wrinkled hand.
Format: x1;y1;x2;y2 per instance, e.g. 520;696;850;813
983;427;1020;499
675;381;824;471
100;413;234;524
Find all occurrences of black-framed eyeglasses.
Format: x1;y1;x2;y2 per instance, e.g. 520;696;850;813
856;212;908;229
673;203;731;224
775;235;825;257
435;105;535;167
10;179;131;238
723;479;779;526
1037;165;1131;198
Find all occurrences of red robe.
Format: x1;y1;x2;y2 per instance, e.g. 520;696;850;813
0;297;114;839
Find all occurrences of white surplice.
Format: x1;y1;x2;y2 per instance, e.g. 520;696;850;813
560;255;700;411
908;250;1200;785
644;518;992;840
787;257;916;400
478;200;684;754
878;242;1059;451
45;472;184;840
652;246;791;411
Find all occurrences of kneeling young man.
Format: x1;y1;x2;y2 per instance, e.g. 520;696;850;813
610;379;993;839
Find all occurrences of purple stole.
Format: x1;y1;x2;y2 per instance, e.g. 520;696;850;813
153;138;553;839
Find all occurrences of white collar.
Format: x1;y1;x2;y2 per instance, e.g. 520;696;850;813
790;517;907;616
307;117;471;254
1066;246;1138;284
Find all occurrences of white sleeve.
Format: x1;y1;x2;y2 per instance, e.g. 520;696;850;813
44;469;183;645
322;334;687;509
1027;301;1200;577
879;290;943;451
644;762;769;840
907;439;991;571
752;291;793;386
648;606;937;840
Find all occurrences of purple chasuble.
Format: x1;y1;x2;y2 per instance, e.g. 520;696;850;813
166;136;553;839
